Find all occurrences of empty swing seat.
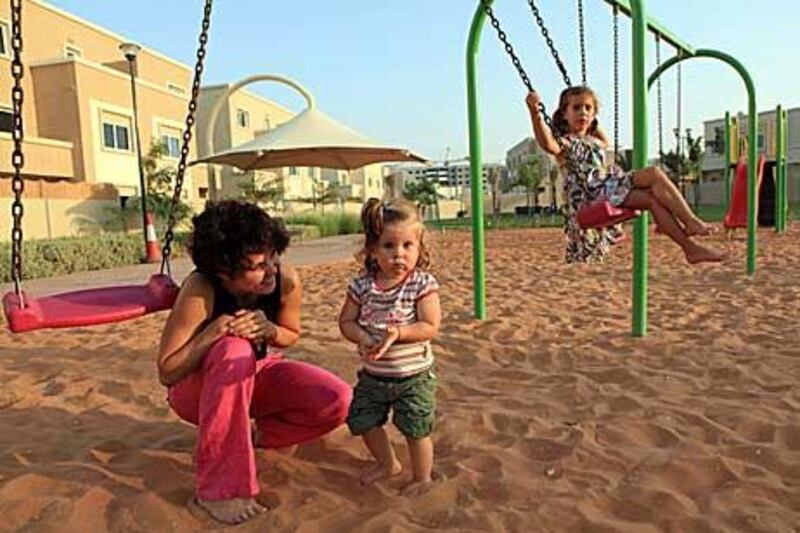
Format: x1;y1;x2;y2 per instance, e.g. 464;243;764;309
576;201;639;230
3;274;179;333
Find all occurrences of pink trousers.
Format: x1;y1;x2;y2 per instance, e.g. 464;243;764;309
168;336;351;500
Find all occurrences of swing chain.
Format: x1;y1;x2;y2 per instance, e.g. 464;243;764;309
655;34;663;164
10;0;25;301
526;0;572;87
612;3;619;158
578;0;587;86
160;0;213;275
479;0;554;129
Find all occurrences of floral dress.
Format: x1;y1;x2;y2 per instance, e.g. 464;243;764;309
560;135;633;264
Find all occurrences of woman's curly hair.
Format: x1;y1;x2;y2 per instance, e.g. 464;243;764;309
551;85;600;138
188;200;290;275
357;197;431;275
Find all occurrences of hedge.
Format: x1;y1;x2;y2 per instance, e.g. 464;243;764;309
0;224;320;282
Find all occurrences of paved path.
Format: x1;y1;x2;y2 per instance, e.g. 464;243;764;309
14;234;362;296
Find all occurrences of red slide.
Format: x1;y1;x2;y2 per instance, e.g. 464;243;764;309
724;155;766;229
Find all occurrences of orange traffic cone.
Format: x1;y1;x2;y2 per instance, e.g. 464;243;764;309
144;212;162;263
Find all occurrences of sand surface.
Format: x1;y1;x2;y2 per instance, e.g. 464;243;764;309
1;226;798;532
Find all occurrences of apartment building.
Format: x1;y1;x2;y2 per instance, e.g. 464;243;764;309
702;107;800;204
0;0;199;240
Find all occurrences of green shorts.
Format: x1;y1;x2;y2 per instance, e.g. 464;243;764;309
346;368;437;439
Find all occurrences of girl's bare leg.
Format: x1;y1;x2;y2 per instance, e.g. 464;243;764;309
360;426;403;485
622;190;724;264
402;436;433;495
632;167;714;236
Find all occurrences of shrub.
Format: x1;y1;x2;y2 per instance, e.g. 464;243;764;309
0;232;186;282
284;213;361;238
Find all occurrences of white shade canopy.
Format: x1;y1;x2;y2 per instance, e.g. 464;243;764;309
194;107;426;171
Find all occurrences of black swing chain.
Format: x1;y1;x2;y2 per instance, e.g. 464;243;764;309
612;3;619;159
160;0;213;276
9;0;25;300
578;0;587;86
479;0;555;130
526;0;572;87
656;34;664;165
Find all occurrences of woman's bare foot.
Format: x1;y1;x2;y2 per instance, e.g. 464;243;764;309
684;242;725;264
196;497;267;525
360;459;403;486
685;220;717;237
400;478;433;496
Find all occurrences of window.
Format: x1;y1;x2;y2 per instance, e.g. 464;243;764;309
64;44;82;59
236;108;250;128
102;122;130;151
289;167;297;176
0;22;8;57
160;135;181;158
166;83;185;95
198;187;208;199
0;107;11;133
308;167;315;179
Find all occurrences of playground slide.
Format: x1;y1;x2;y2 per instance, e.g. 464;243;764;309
723;155;766;229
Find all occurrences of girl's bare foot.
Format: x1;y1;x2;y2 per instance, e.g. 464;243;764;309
685;242;725;264
400;478;433;496
196;497;267;525
685;220;717;237
360;459;403;486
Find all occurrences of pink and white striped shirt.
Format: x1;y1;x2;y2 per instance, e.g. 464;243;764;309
347;269;439;378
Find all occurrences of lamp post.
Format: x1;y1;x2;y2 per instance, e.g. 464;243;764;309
119;42;157;262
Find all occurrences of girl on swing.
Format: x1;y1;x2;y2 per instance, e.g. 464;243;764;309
526;86;725;265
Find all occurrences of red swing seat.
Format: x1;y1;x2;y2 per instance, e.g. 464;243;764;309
3;274;179;333
576;200;639;229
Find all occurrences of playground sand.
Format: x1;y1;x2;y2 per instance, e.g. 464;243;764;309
1;225;798;531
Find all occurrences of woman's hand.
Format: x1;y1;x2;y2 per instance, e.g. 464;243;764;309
228;309;278;342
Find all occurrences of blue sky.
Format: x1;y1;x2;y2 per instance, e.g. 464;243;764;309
49;0;800;163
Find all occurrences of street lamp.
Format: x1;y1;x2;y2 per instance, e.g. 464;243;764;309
119;42;158;262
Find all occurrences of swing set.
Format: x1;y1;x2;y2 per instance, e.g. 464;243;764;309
467;0;760;336
3;0;215;333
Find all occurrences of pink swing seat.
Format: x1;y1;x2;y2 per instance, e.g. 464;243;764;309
576;200;639;229
3;274;178;333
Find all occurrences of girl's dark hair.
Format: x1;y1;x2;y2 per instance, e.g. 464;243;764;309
357;197;430;275
551;86;600;138
188;200;290;275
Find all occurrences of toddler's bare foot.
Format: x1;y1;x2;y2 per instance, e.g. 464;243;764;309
685;243;725;264
685;221;717;237
360;459;403;486
400;478;433;496
196;497;267;525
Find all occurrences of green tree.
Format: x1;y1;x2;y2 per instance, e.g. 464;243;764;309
403;177;440;220
132;141;193;231
515;154;546;215
238;176;284;212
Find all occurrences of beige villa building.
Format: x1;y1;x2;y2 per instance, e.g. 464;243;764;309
0;0;202;241
0;0;395;243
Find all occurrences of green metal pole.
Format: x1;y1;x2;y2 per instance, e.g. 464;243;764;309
775;105;784;233
648;49;758;275
783;110;789;229
466;2;488;319
630;0;648;337
724;112;732;210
